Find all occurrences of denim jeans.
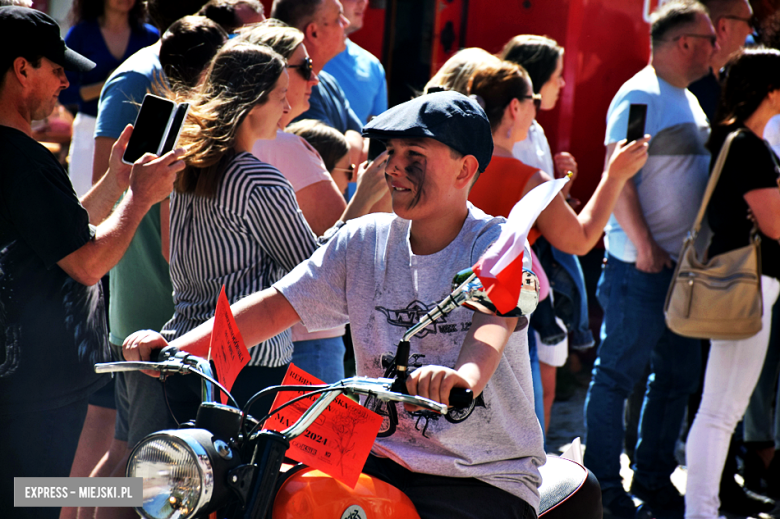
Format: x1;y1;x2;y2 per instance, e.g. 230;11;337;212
528;326;545;440
292;336;346;383
584;254;700;491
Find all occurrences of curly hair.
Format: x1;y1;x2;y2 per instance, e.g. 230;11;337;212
175;40;286;196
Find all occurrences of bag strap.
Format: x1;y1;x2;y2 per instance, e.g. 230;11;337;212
689;129;744;239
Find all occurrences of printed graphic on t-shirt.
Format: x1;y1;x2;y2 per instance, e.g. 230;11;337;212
367;301;485;438
375;300;472;338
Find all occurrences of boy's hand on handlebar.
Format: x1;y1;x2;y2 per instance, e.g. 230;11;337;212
404;366;471;412
123;330;169;376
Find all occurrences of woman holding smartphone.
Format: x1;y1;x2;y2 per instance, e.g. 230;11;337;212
467;60;649;257
161;40;316;411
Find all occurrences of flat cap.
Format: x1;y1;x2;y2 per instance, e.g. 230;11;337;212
363;91;493;172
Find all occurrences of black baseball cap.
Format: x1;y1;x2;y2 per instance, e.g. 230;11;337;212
363;91;493;172
0;6;95;72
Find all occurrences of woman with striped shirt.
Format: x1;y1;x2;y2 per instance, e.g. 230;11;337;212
161;40;317;410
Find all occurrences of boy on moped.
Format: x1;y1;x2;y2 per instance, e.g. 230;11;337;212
125;91;545;518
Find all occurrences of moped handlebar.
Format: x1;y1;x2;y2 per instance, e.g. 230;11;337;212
95;345;223;404
94;348;473;425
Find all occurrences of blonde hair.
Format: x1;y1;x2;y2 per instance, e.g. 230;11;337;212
233;19;304;60
424;48;501;95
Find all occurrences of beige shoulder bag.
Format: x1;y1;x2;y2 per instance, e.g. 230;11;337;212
664;130;763;340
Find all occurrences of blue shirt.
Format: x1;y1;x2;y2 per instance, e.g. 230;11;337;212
95;45;162;140
59;20;159;117
295;70;363;133
323;39;387;123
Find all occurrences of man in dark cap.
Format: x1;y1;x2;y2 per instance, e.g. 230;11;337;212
0;7;184;518
124;91;545;518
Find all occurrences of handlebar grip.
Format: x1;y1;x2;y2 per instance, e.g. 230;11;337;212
149;345;179;363
448;388;473;409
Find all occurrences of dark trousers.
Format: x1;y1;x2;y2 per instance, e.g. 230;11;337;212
363;455;537;519
1;397;89;519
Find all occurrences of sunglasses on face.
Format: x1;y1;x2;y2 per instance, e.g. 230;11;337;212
332;163;356;181
520;93;543;111
288;56;314;81
722;14;756;31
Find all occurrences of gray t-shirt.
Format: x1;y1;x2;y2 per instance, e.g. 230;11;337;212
274;204;545;511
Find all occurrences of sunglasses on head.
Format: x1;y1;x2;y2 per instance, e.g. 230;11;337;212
288;56;314;81
520;93;543;111
332;163;356;181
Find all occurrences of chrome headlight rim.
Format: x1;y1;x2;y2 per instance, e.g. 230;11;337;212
127;429;215;519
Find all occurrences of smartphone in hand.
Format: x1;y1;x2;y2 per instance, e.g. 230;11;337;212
122;94;190;165
367;138;386;162
626;103;647;143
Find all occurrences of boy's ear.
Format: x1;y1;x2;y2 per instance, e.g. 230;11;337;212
456;154;480;188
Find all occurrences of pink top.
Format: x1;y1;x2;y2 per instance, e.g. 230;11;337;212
252;131;332;192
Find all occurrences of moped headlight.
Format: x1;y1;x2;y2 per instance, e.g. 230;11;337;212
127;430;214;519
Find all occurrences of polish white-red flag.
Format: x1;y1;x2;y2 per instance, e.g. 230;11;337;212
472;177;569;314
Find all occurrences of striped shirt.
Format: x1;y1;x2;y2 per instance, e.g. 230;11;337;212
161;152;318;367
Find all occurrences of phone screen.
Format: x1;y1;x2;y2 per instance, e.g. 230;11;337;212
161;103;189;155
123;94;175;164
626;104;648;143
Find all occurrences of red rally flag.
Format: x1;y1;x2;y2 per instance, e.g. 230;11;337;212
208;285;251;404
472;177;569;314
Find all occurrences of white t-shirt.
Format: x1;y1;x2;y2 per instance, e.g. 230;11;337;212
513;120;554;175
274;204;545;511
603;66;710;262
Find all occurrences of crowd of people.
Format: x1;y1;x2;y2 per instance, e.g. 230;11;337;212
2;0;780;519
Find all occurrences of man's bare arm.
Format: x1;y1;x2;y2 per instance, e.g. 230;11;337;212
607;141;672;272
80;135;122;225
58;140;184;286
